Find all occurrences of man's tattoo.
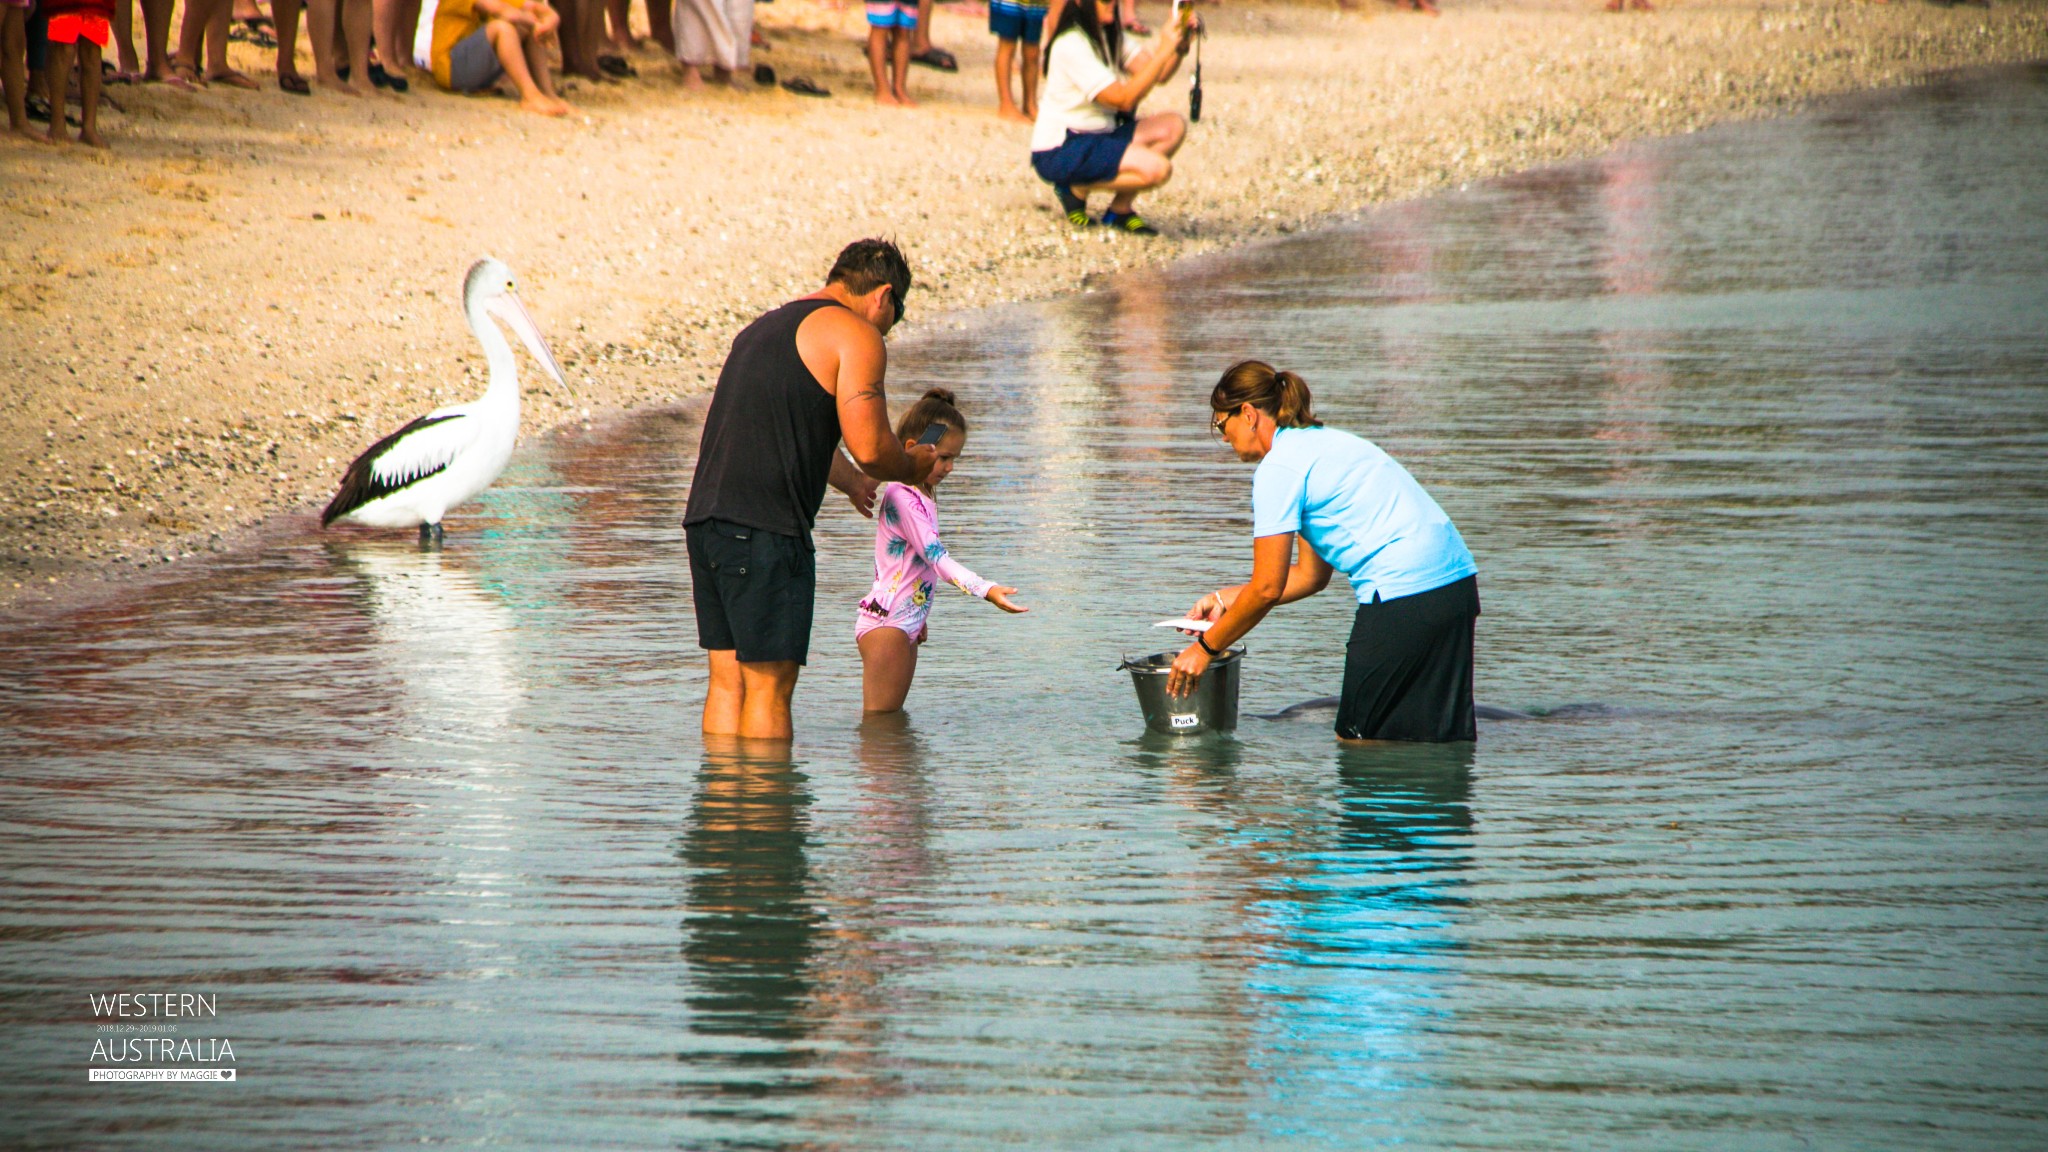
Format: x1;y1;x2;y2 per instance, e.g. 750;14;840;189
848;386;885;404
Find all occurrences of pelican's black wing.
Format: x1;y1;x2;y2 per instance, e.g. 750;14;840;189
320;413;466;526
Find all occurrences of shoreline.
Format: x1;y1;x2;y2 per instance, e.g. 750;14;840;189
2;0;2044;616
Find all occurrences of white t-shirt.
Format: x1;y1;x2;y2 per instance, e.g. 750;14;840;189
1030;27;1143;153
412;0;440;70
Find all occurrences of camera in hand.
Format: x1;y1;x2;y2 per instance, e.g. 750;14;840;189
1177;1;1204;123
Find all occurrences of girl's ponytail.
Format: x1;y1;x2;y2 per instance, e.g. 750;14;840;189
895;387;968;442
1211;361;1322;429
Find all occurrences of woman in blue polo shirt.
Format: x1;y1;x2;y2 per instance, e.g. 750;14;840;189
1167;360;1481;743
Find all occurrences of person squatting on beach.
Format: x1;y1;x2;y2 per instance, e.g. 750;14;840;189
855;389;1028;714
428;0;570;115
987;0;1043;123
683;239;940;740
1169;361;1482;743
865;0;916;105
37;0;110;144
1030;0;1197;234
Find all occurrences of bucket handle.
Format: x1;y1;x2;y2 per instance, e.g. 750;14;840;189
1117;648;1245;672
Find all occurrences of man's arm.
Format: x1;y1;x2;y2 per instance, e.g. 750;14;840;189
828;449;878;518
831;317;934;484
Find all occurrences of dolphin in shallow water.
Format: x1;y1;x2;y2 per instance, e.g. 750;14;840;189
1256;698;1618;722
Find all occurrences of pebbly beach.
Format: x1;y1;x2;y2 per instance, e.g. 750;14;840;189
2;0;2043;613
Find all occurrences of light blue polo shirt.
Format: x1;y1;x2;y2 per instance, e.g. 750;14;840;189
1250;425;1476;605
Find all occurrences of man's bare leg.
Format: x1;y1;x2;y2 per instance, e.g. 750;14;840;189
704;649;745;735
554;0;598;80
737;660;799;740
394;0;420;79
910;0;932;55
173;0;224;83
647;0;673;54
304;0;339;88
3;7;38;141
273;0;304;84
141;0;173;78
113;0;140;74
702;651;799;739
371;0;400;75
206;3;259;86
340;0;373;93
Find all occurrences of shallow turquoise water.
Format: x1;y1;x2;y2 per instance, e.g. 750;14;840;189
3;65;2046;1150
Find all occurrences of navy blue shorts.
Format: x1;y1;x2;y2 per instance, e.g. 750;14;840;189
1030;120;1135;188
988;0;1046;42
686;518;816;665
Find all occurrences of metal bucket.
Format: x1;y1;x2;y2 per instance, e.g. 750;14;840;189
1120;649;1242;735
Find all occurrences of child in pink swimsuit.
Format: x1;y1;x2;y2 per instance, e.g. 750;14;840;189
856;388;1026;713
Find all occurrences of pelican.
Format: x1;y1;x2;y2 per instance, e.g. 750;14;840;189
322;257;568;545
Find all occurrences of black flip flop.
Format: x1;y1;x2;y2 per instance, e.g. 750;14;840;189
228;19;278;48
597;54;636;78
752;63;775;85
910;47;957;72
279;72;310;95
780;75;829;97
367;61;408;92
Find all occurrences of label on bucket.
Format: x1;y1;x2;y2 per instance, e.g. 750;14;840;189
1169;714;1200;730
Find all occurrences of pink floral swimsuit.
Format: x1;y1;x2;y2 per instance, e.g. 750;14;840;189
855;483;993;645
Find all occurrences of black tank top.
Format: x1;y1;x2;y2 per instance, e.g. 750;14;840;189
683;299;847;546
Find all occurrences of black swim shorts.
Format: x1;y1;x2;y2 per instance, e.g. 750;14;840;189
1336;575;1480;743
686;518;816;665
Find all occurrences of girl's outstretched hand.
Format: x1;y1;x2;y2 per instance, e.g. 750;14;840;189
985;586;1029;614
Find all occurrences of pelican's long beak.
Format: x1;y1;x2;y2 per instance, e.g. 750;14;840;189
488;291;572;399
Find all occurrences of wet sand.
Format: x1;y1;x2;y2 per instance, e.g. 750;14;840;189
2;0;2042;613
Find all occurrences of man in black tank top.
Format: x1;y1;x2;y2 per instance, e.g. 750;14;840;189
683;239;938;740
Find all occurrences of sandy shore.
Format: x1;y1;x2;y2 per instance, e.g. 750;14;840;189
2;0;2042;612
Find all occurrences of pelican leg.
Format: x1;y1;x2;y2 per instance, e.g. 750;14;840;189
419;522;445;548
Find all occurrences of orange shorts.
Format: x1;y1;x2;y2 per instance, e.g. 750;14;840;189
47;13;113;46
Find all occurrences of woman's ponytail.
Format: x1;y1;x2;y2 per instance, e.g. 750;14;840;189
1211;361;1321;429
1272;370;1316;429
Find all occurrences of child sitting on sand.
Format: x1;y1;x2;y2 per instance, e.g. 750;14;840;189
428;0;570;116
855;388;1027;713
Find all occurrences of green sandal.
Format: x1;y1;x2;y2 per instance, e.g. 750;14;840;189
1100;211;1159;236
1066;208;1097;229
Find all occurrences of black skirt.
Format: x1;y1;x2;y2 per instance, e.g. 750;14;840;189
1336;575;1479;743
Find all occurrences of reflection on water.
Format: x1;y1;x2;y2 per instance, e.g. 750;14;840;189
679;742;822;1109
335;543;524;738
4;66;2048;1150
1247;748;1474;1141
